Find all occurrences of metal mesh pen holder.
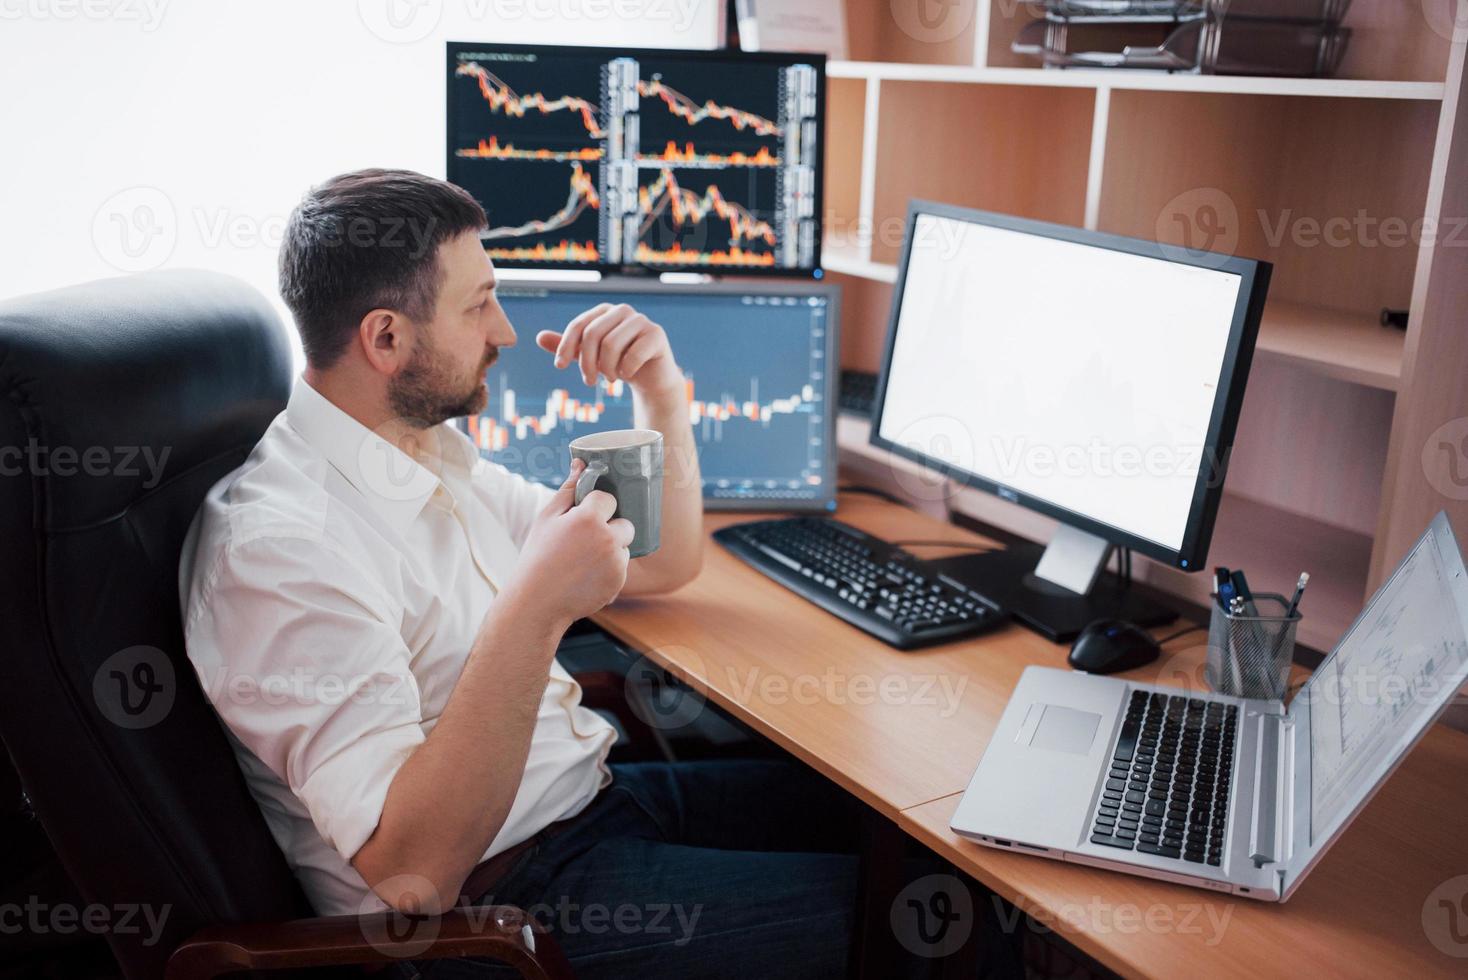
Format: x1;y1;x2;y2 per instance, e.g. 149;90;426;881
1206;593;1299;700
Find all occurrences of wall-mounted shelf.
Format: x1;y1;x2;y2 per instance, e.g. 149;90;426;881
828;61;1447;101
821;251;1407;392
825;0;1468;641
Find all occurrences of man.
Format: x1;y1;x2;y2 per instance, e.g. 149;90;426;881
180;170;861;978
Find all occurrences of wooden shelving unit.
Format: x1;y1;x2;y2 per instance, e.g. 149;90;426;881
822;0;1468;653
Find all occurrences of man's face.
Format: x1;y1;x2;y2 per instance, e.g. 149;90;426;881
388;231;515;426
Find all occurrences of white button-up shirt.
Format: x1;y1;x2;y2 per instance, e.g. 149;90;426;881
179;379;614;915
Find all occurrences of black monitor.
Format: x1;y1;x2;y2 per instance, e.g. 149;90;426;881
870;201;1271;641
466;280;840;511
446;41;824;276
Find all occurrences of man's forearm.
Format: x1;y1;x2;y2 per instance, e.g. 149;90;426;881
351;585;566;912
633;383;703;589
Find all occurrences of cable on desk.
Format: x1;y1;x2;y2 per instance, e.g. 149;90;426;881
890;539;995;553
837;484;905;505
1155;624;1207;645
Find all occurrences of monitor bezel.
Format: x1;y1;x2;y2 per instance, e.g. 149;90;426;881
446;40;827;279
471;276;842;513
868;199;1271;571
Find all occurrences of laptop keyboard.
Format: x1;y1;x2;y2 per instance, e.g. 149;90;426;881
1089;690;1237;865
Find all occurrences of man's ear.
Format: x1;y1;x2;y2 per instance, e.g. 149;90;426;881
358;308;406;376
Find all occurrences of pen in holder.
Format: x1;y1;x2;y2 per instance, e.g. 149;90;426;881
1206;593;1300;701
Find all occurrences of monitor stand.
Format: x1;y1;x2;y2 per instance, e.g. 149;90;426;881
924;525;1177;644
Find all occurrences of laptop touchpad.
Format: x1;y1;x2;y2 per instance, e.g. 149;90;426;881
1021;703;1101;755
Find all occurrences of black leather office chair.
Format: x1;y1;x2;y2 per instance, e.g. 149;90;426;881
0;271;570;980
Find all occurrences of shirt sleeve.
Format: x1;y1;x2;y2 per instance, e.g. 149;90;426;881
186;534;425;864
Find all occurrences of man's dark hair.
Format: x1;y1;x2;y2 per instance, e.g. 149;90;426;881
279;169;486;368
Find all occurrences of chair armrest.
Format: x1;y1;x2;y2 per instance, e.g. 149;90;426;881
165;904;572;980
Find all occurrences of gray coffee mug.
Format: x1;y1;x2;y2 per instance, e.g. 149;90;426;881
570;428;663;558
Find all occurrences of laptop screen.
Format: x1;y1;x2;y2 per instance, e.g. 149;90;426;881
1301;517;1468;842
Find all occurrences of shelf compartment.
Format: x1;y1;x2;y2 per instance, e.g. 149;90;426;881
827;60;1446;100
981;0;1452;82
1097;89;1437;317
843;0;981;67
836;416;1371;653
868;81;1094;265
1255;300;1404;391
818;240;1406;393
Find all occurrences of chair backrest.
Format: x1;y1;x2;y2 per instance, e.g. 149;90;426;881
0;270;312;978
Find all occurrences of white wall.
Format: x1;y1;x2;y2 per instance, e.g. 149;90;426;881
0;0;719;357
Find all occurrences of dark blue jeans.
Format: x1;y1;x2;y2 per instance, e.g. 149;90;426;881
404;759;864;979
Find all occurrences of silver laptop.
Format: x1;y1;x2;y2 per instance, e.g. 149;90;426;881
952;512;1468;901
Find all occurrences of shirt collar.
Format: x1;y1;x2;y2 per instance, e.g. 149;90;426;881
285;378;476;534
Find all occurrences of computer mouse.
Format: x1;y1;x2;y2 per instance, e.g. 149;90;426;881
1068;619;1162;675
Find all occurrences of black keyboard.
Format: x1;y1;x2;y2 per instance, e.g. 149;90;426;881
1089;690;1238;866
838;370;878;417
713;516;1006;650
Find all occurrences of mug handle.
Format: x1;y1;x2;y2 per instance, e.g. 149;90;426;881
574;460;609;506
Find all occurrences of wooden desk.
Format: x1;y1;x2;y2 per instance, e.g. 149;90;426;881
593;493;1468;977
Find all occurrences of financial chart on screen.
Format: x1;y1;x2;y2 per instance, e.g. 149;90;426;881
465;285;837;509
446;42;823;274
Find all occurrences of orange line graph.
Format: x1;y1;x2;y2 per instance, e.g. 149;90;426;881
487;240;601;264
455;62;605;138
455;60;781;142
637;169;777;248
634;242;778;267
457;136;603;162
482;162;601;242
637;78;780;136
639;140;779;167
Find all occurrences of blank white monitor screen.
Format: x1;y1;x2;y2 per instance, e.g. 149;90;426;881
877;212;1246;552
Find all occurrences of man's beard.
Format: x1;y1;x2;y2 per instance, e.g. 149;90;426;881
388;336;496;428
